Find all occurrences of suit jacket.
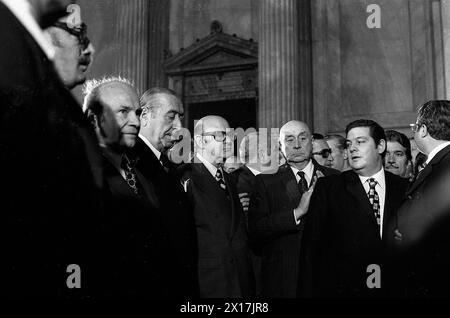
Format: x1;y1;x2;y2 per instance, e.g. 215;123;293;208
131;137;198;297
100;152;175;298
0;3;104;298
386;144;450;297
180;161;255;298
248;161;339;297
300;169;409;297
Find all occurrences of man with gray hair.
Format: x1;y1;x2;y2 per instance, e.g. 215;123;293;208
132;87;198;297
83;77;176;297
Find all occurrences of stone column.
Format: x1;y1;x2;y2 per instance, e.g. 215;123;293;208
114;0;150;95
258;0;300;129
441;0;450;99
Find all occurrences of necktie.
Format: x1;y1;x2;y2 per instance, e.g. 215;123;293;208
297;171;308;194
367;178;381;227
160;153;170;173
121;156;140;195
215;168;227;192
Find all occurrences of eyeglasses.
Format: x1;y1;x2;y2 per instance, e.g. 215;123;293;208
409;123;421;133
52;21;91;50
202;131;236;142
312;149;332;159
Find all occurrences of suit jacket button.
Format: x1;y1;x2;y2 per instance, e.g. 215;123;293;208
407;195;412;200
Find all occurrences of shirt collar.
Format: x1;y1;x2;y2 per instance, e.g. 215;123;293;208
426;141;450;165
1;0;55;60
247;165;261;176
139;134;161;161
359;167;386;190
196;153;219;178
289;160;315;182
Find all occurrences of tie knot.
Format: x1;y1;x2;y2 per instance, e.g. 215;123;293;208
297;171;306;178
368;178;377;188
215;168;224;180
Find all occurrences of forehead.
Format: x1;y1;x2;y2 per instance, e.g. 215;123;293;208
282;125;310;137
157;94;183;113
387;141;406;151
202;118;229;132
99;83;139;110
347;126;371;139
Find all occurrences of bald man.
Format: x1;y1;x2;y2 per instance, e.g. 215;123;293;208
180;115;254;298
248;120;339;297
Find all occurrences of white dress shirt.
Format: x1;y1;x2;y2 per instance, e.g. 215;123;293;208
289;160;315;225
1;0;55;60
247;166;261;176
425;141;450;165
289;160;315;187
358;168;386;238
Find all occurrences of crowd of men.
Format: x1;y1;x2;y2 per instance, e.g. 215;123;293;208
2;0;450;298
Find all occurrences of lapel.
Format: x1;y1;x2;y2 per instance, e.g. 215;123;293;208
103;152;160;209
279;164;302;208
192;163;233;234
135;169;160;209
344;170;379;229
382;171;403;237
406;145;450;195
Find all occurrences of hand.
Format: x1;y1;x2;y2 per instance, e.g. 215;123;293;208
294;173;323;221
239;192;250;212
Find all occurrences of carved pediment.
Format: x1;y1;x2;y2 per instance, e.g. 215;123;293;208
164;31;258;76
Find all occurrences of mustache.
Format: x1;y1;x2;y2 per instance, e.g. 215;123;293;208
385;164;399;169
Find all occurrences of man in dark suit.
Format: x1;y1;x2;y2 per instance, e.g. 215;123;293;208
386;100;450;297
300;119;409;298
1;0;104;297
234;131;279;297
132;87;198;297
248;120;339;298
180;115;254;298
83;77;175;297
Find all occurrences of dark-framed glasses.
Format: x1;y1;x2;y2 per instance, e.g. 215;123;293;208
312;148;332;159
202;131;236;142
52;21;91;50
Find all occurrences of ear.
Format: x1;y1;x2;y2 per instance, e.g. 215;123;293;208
343;149;348;160
194;135;204;149
140;108;148;127
420;125;429;138
87;111;99;129
377;139;386;155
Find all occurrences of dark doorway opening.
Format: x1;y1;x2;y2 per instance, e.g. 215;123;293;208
187;98;257;133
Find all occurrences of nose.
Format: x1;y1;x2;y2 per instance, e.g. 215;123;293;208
83;42;95;57
294;139;302;149
387;153;396;163
173;114;182;129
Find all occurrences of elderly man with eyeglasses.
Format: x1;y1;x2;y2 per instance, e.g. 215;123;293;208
46;14;94;89
179;115;255;298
